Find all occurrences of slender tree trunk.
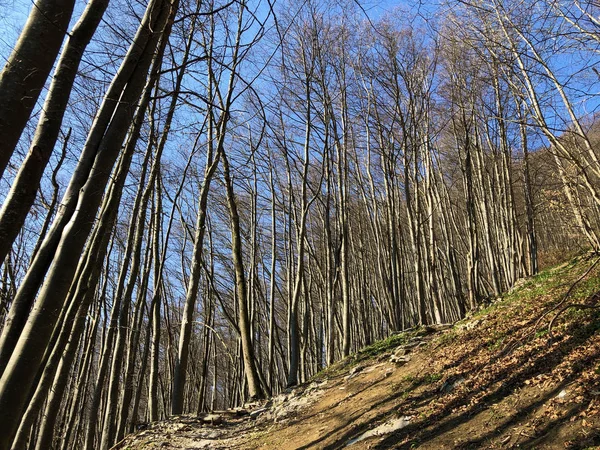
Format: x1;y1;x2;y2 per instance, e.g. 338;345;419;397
171;132;221;413
0;2;174;447
221;150;264;399
0;0;108;264
0;0;76;180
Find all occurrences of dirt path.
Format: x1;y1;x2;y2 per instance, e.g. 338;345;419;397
115;258;600;449
242;357;429;449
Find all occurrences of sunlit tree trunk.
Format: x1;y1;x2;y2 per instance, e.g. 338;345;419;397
0;0;108;264
0;0;76;180
0;1;174;447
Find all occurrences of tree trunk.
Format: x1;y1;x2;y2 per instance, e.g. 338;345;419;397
221;150;264;399
0;0;76;180
0;1;174;447
0;0;108;264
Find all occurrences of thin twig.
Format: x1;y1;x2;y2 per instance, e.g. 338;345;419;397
548;292;600;338
536;256;600;333
497;255;600;356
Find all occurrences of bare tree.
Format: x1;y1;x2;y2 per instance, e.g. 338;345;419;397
0;0;109;265
0;0;176;446
0;0;76;180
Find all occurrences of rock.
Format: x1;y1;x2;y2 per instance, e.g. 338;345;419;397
250;407;268;419
556;389;568;399
390;354;411;365
345;365;364;380
364;362;386;373
346;416;412;446
402;341;420;350
457;318;482;331
194;439;219;448
271;406;288;422
272;393;288;405
306;380;327;391
202;414;223;425
393;347;408;357
349;365;363;376
376;353;391;362
264;380;327;423
440;376;466;393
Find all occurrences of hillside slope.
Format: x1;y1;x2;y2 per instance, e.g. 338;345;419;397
114;254;600;449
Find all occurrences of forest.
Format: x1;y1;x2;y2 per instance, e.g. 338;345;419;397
0;0;598;448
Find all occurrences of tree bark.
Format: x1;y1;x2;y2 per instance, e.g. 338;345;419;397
0;0;76;180
0;0;108;265
0;1;174;447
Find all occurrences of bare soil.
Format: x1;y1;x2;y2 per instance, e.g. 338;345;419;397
114;255;600;450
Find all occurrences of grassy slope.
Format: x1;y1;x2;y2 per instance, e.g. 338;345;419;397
243;254;600;449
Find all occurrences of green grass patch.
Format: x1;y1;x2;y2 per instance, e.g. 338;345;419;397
421;372;443;383
486;330;507;351
353;332;410;363
534;328;548;339
312;330;413;380
564;307;590;321
402;374;416;383
570;275;600;300
312;357;355;381
398;372;442;390
478;256;591;322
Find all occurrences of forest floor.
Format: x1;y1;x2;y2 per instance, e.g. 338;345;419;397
114;253;600;450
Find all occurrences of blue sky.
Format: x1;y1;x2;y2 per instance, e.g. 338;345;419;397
0;0;427;65
1;0;597;135
0;0;28;62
